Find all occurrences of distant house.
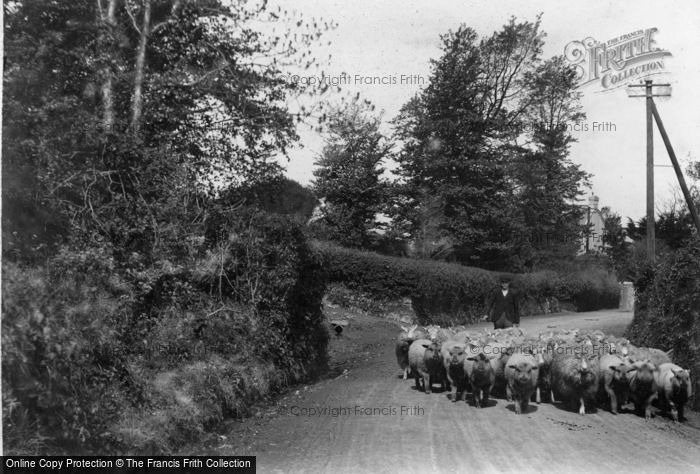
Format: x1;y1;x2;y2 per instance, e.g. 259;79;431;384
579;194;607;254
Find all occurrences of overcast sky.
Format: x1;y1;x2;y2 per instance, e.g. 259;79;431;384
272;0;700;222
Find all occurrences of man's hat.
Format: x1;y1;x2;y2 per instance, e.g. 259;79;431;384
499;275;512;283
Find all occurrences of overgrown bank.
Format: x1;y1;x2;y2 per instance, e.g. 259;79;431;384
2;212;328;454
627;241;700;410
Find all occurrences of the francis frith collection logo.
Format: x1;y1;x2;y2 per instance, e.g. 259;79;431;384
564;28;672;91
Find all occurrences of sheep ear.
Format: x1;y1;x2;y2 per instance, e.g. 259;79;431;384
421;344;430;349
609;365;619;372
466;357;477;361
508;365;517;369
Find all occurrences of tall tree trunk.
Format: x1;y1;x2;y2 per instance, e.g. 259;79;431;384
131;0;151;130
100;0;118;130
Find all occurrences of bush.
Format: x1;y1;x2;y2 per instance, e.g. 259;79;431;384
3;210;329;454
314;241;619;324
197;209;329;377
2;248;134;454
559;267;620;311
627;241;700;410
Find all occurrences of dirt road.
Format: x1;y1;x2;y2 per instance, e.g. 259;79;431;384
190;309;700;473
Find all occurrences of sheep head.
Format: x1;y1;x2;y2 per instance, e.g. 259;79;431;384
609;362;632;383
670;367;692;398
446;344;466;365
508;361;537;385
629;360;657;386
467;352;493;374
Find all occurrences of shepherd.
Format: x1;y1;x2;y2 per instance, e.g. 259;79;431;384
483;276;520;329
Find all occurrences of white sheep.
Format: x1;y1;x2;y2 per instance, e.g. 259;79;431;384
396;325;427;379
441;340;469;402
505;352;539;414
408;339;448;394
627;360;658;421
626;346;672;367
464;346;498;408
598;354;632;414
551;350;599;415
655;363;692;422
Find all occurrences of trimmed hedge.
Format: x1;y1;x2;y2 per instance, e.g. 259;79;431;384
313;241;619;324
627;241;700;410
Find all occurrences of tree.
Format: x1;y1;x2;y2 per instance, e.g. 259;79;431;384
311;101;392;248
220;177;318;221
602;212;629;276
391;17;545;269
3;0;334;261
510;56;591;268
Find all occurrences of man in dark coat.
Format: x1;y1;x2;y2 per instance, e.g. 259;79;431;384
484;277;520;329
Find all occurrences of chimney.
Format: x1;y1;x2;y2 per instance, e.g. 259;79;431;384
589;194;599;211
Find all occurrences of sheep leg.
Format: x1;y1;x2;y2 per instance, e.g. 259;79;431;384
456;383;465;402
451;381;458;402
618;390;629;411
482;385;492;407
668;399;678;423
514;395;522;415
550;390;556;403
521;395;530;414
678;404;685;422
403;367;408;380
578;397;586;416
535;387;541;404
506;384;513;403
414;374;421;391
605;384;618;414
643;392;657;421
473;387;481;408
425;374;432;394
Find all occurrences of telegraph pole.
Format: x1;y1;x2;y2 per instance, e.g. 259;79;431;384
645;80;655;263
628;80;700;263
628;80;668;263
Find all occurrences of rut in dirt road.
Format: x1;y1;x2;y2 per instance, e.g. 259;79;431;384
194;310;700;474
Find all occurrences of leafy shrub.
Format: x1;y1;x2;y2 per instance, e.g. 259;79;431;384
314;241;619;324
627;241;700;410
3;210;329;454
115;211;329;452
197;209;329;376
512;271;565;315
559;267;620;311
2;248;135;453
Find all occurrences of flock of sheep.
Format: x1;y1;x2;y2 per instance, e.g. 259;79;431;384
396;325;693;421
